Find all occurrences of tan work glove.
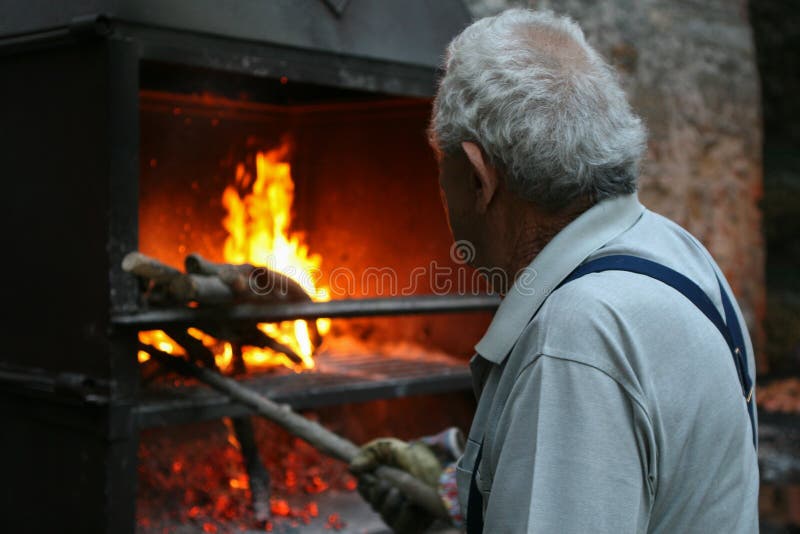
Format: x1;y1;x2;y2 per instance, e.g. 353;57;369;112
350;438;444;533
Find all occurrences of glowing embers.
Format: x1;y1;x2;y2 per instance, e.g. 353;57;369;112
136;419;356;532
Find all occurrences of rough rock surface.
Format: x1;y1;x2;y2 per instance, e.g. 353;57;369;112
465;0;766;369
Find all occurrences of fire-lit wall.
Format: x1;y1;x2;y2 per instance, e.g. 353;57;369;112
139;91;492;358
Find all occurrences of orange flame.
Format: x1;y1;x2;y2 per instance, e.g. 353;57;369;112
139;143;329;372
222;145;329;370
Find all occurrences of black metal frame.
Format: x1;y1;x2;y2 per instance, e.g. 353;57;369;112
114;295;500;329
0;6;481;532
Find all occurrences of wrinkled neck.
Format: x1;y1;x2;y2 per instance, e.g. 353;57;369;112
500;200;592;294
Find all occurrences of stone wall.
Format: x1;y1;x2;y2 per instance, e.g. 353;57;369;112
465;0;766;369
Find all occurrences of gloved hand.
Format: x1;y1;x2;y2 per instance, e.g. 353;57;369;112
355;471;436;534
350;438;444;533
351;437;444;486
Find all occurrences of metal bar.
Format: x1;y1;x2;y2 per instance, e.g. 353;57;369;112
0;15;113;56
112;294;500;329
135;368;472;429
133;24;439;98
135;349;472;428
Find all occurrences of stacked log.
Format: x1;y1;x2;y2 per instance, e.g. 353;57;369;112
124;252;321;350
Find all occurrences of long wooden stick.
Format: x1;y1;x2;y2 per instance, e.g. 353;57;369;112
141;344;449;520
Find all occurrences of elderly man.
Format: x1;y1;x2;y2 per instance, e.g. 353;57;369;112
351;9;759;533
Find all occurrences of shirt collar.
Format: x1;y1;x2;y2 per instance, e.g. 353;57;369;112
474;193;645;364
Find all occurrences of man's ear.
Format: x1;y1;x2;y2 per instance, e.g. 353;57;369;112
461;141;498;214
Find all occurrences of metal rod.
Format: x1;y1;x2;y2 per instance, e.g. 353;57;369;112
113;294;500;329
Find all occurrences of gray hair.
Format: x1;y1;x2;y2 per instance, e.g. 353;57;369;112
429;9;647;210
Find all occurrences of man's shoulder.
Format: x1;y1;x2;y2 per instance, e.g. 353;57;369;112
507;234;731;403
502;275;649;395
499;205;739;402
530;266;692;345
605;208;722;283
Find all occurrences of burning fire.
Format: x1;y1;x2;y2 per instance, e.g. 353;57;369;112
140;143;330;372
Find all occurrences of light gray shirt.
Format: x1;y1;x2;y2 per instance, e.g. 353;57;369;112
457;193;759;533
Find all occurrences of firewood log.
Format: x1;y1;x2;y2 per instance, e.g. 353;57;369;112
231;416;272;522
122;252;181;283
240;264;314;303
123;251;323;352
184;253;227;276
186;253;312;303
164;328;216;368
184;254;323;348
169;274;234;304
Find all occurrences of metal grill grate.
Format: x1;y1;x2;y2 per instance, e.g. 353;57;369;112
135;350;471;428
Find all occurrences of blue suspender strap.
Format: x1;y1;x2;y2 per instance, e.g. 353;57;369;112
464;254;757;533
718;278;757;445
558;254;757;447
466;441;484;534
